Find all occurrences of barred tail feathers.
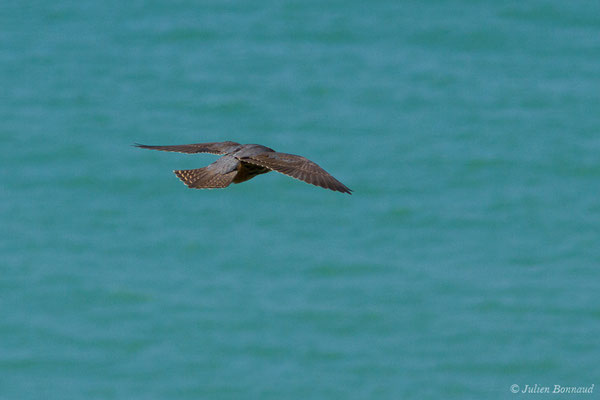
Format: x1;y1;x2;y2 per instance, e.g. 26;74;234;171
173;168;236;189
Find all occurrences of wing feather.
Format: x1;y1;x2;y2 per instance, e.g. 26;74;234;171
240;152;352;194
134;141;240;155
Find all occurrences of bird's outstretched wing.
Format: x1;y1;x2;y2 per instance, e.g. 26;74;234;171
240;152;352;194
134;141;240;155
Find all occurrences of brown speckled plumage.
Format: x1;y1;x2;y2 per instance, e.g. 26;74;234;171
134;141;352;194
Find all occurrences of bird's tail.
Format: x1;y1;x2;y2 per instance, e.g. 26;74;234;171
173;168;236;189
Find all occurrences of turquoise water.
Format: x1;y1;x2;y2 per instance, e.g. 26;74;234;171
2;1;599;398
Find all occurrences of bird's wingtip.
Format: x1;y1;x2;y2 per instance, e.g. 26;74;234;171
339;184;353;195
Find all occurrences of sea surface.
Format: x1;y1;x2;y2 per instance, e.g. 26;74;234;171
1;1;599;399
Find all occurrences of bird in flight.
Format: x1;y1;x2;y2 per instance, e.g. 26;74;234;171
134;141;352;194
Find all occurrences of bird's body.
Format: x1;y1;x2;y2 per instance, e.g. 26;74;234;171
134;141;352;194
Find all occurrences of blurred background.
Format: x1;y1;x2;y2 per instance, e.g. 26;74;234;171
1;0;599;398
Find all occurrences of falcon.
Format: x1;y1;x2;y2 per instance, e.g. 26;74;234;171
134;141;352;194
